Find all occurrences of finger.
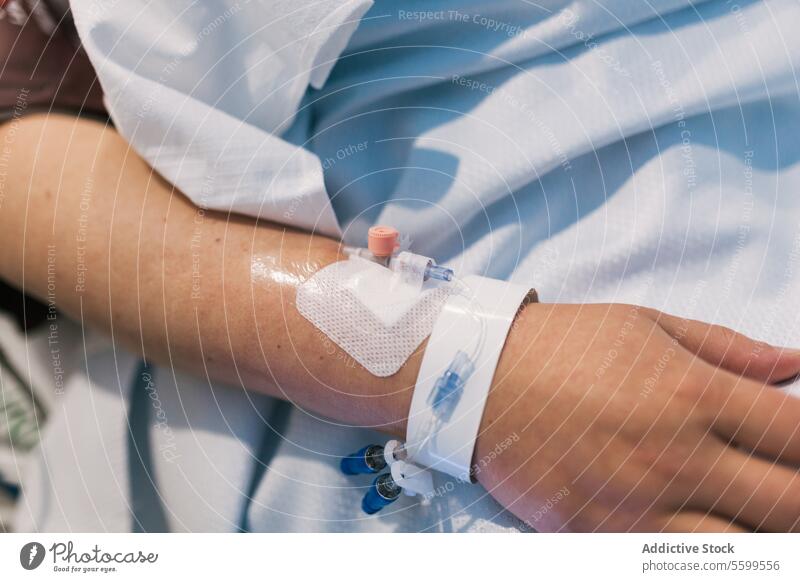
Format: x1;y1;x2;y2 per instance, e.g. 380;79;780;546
694;445;800;532
708;371;800;465
659;511;748;533
655;312;800;384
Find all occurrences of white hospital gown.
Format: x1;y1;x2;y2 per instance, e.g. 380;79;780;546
14;0;800;531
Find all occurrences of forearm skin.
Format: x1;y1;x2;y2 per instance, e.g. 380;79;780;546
0;114;420;434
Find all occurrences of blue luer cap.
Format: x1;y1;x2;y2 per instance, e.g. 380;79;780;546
362;473;402;514
340;444;386;475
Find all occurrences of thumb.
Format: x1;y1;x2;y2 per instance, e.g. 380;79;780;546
653;312;800;384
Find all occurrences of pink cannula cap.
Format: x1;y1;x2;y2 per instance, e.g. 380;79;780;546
368;225;399;257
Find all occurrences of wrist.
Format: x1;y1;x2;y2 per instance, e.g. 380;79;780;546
404;276;536;479
473;301;539;487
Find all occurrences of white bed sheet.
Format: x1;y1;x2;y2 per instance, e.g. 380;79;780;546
15;0;800;532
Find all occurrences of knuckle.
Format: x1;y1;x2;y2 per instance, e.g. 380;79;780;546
677;362;718;404
712;324;739;346
631;438;688;483
675;377;709;407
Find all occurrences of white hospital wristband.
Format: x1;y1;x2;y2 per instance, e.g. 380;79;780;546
406;275;535;482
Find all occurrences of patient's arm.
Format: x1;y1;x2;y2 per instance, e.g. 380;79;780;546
3;113;800;532
0;113;413;433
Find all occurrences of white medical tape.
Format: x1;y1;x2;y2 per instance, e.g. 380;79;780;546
390;251;431;291
296;257;451;377
406;275;535;481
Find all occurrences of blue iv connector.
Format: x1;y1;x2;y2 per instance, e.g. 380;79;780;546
424;263;454;282
427;350;475;422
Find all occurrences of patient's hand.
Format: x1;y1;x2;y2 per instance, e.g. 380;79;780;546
476;303;800;531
